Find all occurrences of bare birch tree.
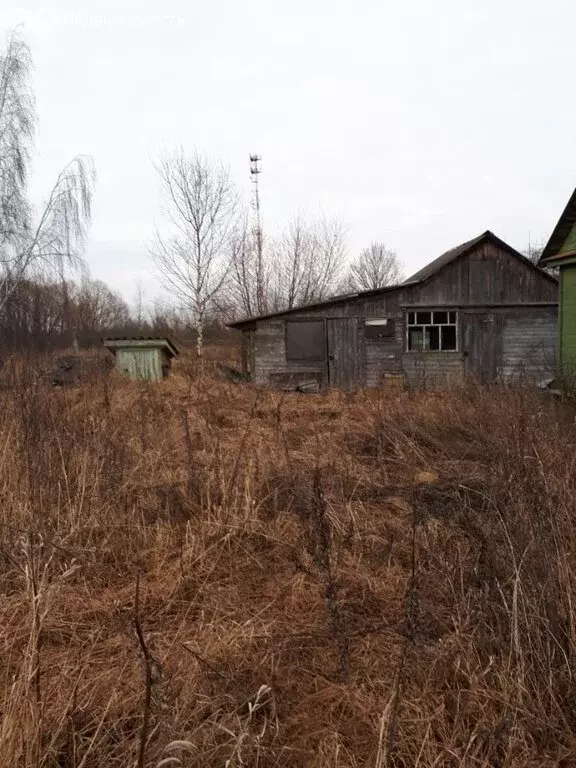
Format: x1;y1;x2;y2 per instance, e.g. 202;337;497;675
342;242;403;292
151;148;239;357
272;213;346;310
0;31;95;313
0;32;33;259
227;214;266;318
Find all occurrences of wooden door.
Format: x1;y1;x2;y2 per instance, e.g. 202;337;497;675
326;318;364;389
463;311;502;383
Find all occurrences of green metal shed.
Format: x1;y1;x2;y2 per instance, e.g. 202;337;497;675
103;337;179;381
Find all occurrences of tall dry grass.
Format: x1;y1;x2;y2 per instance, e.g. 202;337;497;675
0;354;576;766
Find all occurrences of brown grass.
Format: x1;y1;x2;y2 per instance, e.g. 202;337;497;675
0;352;576;766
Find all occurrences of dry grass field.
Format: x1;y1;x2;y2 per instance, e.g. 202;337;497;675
1;350;576;767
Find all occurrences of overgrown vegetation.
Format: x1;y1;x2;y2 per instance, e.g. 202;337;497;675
0;354;576;766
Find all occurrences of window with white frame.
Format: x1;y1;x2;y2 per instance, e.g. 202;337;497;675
406;310;457;351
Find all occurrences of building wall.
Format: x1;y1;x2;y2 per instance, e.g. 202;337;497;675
253;320;327;386
560;265;576;371
401;352;466;387
246;241;558;388
364;317;403;387
241;330;256;376
559;222;576;257
116;347;163;380
410;242;557;305
159;349;173;378
501;307;557;380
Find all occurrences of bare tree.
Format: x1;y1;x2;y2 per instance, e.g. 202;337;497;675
0;31;95;313
521;237;561;278
74;279;130;336
133;279;145;326
522;240;545;266
272;213;346;310
228;211;271;318
343;242;403;292
151;148;239;357
0;274;130;351
0;31;33;257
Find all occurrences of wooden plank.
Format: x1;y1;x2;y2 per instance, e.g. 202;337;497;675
401;352;465;388
327;317;364;389
501;311;557;379
463;311;502;382
364;313;403;387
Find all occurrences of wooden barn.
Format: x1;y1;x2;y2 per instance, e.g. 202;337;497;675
229;231;558;390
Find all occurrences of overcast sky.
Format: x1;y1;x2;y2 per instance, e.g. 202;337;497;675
1;0;575;306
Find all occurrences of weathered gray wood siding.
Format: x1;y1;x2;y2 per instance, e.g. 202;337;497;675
364;319;403;387
246;240;558;388
462;306;557;381
240;330;255;375
252;320;326;385
463;311;504;382
501;307;557;380
327;318;364;389
401;352;465;387
402;242;558;305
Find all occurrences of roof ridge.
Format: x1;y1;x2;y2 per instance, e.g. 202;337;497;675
405;230;556;285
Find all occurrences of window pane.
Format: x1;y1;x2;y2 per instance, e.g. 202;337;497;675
449;311;457;324
416;311;431;324
408;327;423;350
286;321;325;361
433;311;448;324
427;325;440;350
441;325;457;350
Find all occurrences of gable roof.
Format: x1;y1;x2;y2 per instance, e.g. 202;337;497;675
539;186;576;264
228;230;556;329
103;337;179;358
405;230;554;283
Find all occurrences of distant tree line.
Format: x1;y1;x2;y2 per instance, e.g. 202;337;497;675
0;29;406;356
0;274;239;353
0;29;419;358
0;277;126;351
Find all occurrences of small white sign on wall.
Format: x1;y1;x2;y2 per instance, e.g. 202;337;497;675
365;318;390;326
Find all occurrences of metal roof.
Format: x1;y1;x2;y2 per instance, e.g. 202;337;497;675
227;283;411;328
102;337;179;357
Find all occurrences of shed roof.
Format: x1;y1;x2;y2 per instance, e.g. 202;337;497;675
103;337;179;357
227;283;411;328
539;186;576;265
228;230;556;329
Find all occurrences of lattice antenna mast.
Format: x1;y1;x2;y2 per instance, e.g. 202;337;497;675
250;154;265;312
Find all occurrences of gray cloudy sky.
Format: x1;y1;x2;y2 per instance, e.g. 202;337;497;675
1;0;575;305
